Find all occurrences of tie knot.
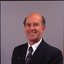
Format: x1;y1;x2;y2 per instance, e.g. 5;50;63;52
29;47;33;53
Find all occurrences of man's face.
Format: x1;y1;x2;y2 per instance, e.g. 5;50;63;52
24;13;45;43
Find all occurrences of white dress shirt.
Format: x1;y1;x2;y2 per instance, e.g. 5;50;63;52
25;38;42;58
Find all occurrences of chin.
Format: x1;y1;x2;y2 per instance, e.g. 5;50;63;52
28;38;39;42
29;38;36;40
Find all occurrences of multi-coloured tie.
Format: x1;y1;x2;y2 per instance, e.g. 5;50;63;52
25;47;33;64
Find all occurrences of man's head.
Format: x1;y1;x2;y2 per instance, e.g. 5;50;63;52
23;12;46;45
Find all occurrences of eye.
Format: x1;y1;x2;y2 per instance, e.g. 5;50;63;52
33;23;39;26
25;23;31;27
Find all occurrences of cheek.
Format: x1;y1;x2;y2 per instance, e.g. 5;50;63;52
38;27;43;32
24;28;28;34
25;30;28;34
37;28;44;35
24;27;28;31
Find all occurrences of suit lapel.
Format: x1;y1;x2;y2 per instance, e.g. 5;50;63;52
23;43;28;63
30;39;46;64
19;43;28;64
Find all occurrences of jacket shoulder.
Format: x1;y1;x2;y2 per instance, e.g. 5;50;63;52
14;43;27;50
12;43;28;54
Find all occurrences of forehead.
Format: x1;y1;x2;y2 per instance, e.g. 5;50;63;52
26;13;42;23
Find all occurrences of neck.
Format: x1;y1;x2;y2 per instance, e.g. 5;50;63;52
28;38;42;46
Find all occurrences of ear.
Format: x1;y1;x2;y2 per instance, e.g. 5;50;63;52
42;25;46;30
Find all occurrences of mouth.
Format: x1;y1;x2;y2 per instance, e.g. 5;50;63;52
27;31;37;37
28;30;37;34
28;32;36;35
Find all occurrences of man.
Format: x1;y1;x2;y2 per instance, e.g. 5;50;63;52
12;12;63;64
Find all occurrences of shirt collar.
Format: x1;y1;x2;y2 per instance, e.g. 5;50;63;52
28;38;42;52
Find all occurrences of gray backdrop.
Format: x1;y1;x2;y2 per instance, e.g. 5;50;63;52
1;1;64;64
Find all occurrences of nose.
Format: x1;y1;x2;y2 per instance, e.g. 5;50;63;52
30;25;35;30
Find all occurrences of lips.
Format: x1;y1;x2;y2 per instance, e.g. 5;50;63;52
29;33;36;35
28;30;37;35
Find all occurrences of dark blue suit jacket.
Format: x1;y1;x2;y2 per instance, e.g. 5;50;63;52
12;39;63;64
